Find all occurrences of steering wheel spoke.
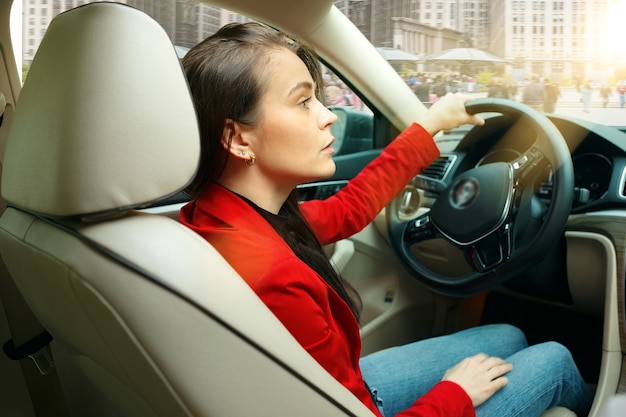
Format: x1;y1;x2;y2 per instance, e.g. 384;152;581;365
403;213;438;245
465;222;513;272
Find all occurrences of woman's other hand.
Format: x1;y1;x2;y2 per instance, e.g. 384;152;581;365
442;353;512;408
418;93;485;136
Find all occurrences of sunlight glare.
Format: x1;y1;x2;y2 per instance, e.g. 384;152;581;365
10;0;22;83
606;0;626;60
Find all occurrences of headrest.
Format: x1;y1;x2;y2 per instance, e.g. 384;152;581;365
1;3;200;218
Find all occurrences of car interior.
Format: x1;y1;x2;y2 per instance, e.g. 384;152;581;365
0;0;624;416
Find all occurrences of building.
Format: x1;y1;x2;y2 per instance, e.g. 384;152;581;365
21;0;222;64
220;8;255;26
391;16;460;55
21;0;622;83
335;0;464;55
129;0;221;47
335;0;372;39
335;1;493;60
399;0;490;50
336;0;620;82
491;0;615;83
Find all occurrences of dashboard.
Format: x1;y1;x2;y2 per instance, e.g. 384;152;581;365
418;113;626;215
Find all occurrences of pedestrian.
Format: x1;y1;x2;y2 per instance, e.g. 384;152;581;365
600;85;611;108
521;76;545;111
617;82;626;109
180;21;593;417
543;80;561;113
324;80;344;106
413;76;432;108
431;78;447;102
487;77;510;99
509;83;519;101
581;82;593;113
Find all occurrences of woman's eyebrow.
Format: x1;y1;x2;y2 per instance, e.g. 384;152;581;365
288;81;314;96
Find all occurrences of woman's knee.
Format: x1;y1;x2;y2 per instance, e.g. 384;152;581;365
521;341;579;378
536;341;575;365
497;323;526;342
541;340;570;355
482;323;528;350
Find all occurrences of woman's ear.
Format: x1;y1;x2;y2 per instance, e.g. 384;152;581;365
222;119;251;160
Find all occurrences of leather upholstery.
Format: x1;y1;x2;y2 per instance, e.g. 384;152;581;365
0;3;370;416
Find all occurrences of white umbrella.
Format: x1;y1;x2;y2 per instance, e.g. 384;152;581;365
422;47;509;65
376;47;420;62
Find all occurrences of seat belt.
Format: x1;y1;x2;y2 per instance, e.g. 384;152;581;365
0;93;69;415
0;256;70;417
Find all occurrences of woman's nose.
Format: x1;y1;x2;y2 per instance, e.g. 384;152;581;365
321;104;338;128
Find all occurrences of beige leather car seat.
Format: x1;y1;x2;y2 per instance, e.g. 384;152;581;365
0;3;371;416
0;3;578;416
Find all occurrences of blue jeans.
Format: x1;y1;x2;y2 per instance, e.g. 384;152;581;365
360;324;593;417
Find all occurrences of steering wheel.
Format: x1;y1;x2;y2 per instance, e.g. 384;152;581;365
387;98;574;297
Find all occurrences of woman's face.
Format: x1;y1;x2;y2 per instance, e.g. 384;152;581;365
242;48;338;189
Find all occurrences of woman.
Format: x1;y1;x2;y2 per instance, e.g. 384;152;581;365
180;22;593;417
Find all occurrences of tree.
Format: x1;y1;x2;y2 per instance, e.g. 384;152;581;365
22;62;30;83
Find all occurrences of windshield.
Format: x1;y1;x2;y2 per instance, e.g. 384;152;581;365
14;0;626;129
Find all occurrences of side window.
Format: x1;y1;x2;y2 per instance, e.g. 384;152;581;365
321;68;374;156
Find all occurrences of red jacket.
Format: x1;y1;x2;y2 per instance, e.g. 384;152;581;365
180;123;475;417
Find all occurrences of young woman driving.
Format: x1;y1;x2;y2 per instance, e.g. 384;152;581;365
180;22;593;417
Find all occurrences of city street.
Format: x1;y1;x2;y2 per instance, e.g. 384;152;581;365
554;106;626;127
473;87;626;127
546;87;626;127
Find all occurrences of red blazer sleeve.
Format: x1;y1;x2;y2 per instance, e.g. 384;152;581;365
300;122;440;245
397;381;475;417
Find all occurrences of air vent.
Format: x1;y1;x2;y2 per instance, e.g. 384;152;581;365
420;155;456;180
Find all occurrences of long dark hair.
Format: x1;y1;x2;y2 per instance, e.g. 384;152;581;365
182;22;361;321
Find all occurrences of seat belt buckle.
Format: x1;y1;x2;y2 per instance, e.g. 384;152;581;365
28;346;55;375
3;330;55;375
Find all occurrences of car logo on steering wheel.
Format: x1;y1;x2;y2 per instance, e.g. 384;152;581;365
451;177;479;209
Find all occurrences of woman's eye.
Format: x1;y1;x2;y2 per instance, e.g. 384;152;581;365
299;97;312;108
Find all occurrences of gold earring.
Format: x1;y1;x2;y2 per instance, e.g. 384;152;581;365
245;153;256;167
